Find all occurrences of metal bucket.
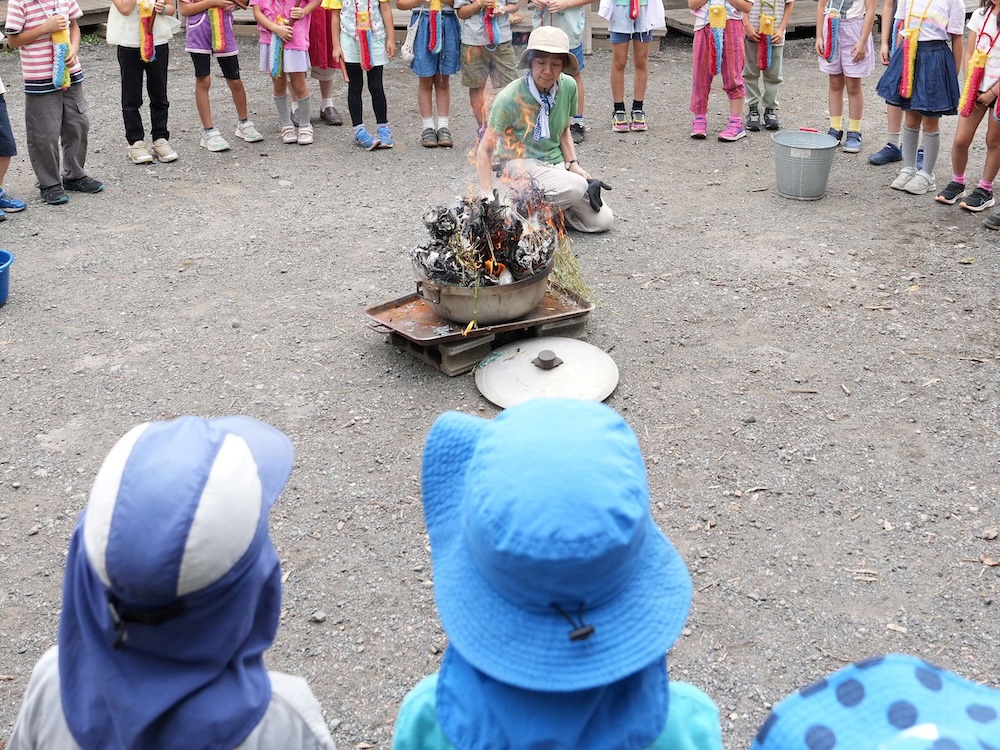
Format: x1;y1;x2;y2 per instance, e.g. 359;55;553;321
416;265;552;326
772;130;839;201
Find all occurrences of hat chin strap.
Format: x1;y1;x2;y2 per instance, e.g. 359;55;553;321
550;602;595;641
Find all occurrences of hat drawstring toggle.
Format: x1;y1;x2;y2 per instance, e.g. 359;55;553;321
551;602;595;642
106;592;187;649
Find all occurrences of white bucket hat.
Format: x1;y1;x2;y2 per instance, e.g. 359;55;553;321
518;26;579;77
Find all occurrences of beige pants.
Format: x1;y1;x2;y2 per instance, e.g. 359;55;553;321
504;158;613;233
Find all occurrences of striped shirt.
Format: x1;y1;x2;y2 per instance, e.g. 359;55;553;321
4;0;84;94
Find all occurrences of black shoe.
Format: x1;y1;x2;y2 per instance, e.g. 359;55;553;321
984;211;1000;230
42;184;69;204
570;121;586;144
746;108;762;132
763;108;780;130
63;175;105;193
935;181;966;205
960;186;995;212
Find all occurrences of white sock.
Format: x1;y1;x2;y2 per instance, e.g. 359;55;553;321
422;117;435;129
322;97;334;110
438;115;449;129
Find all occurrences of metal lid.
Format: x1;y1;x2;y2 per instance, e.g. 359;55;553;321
474;336;619;408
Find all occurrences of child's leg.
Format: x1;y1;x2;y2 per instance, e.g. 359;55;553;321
367;66;388;125
982;112;1000;184
950;106;987;181
218;56;249;120
117;45;147;144
611;42;629;107
0;156;11;188
470;87;487;127
433;73;451;120
194;76;213;128
844;75;863;130
720;19;745;119
920;114;942;175
901;110;923;169
24;93;64;189
346;62;365;126
146;44;171;142
320;77;335;103
828;73;846;129
631;40;650;105
742;36;761;111
572;71;584;116
761;43;784;110
887;104;903;140
272;74;292;126
690;28;714;116
289;72;310;115
418;76;435;120
60;84;91;181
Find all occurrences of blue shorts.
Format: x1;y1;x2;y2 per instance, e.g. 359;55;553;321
570;43;585;72
610;30;653;43
0;96;16;158
411;10;462;77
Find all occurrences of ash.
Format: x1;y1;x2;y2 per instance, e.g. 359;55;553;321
410;184;563;287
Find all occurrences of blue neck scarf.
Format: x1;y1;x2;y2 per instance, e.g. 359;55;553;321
525;74;558;141
436;647;669;750
58;518;281;750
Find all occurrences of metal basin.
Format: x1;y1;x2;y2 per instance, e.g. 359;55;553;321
415;265;553;326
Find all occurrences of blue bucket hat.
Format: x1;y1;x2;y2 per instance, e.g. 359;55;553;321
58;416;294;750
752;654;1000;750
421;399;693;693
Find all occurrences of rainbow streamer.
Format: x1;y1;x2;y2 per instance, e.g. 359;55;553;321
270;15;287;77
428;0;442;53
51;27;71;90
899;26;918;98
758;13;774;70
708;3;726;75
822;8;839;61
356;9;374;70
628;0;639;20
959;49;987;117
208;6;225;51
139;0;156;62
483;5;499;51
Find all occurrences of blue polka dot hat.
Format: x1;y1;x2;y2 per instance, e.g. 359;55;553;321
752;654;1000;750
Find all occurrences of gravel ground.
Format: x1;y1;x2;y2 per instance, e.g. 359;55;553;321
1;29;999;749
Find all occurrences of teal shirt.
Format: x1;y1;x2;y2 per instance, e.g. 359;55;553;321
391;676;725;750
490;74;579;166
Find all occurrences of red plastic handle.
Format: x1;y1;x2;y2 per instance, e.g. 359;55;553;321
799;127;819;132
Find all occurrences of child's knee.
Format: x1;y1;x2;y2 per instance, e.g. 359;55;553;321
844;76;862;94
195;75;211;90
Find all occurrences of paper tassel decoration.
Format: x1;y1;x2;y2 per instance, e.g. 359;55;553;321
356;9;374;70
758;13;774;70
269;15;287;77
899;26;918;98
208;6;225;51
959;48;987;117
822;6;839;61
483;4;500;50
629;0;640;20
139;0;156;62
51;27;71;90
428;0;442;53
709;2;726;75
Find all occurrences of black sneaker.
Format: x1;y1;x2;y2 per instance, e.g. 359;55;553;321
935;181;966;205
746;108;762;132
570;121;586;144
763;109;780;130
960;186;996;212
41;184;69;205
984;211;1000;229
63;176;105;193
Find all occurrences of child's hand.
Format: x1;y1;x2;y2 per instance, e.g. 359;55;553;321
850;40;867;63
880;41;889;64
290;6;305;18
546;0;568;11
45;14;68;33
153;0;166;11
977;89;997;106
745;23;759;41
770;28;783;44
276;21;293;41
331;44;344;66
386;37;396;58
65;45;78;66
213;0;236;8
815;37;824;56
532;0;549;6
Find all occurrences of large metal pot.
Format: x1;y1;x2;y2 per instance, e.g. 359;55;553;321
415;265;552;326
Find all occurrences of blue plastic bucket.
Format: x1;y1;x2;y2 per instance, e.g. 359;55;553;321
0;250;14;307
772;129;840;200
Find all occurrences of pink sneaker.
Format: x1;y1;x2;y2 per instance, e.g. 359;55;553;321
612;111;630;133
718;121;747;142
690;116;707;139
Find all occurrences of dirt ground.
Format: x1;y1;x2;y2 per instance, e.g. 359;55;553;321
1;27;999;749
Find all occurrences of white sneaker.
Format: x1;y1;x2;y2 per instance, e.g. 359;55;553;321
235;120;264;142
151;138;178;163
128;141;153;164
297;126;314;145
200;129;231;152
891;167;916;191
281;124;298;144
903;170;936;195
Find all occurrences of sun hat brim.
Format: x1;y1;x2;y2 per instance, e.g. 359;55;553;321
421;408;693;693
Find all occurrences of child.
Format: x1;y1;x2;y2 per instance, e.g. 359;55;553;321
816;0;877;153
392;399;725;750
252;0;322;145
742;0;793;130
688;0;753;141
4;0;104;205
327;0;397;149
0;33;28;220
398;0;461;147
935;0;1000;212
454;0;520;138
600;0;666;132
107;0;180;164
180;0;264;152
531;0;590;141
290;6;344;126
875;0;964;194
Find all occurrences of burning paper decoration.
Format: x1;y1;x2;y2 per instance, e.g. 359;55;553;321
270;16;287;77
708;0;727;75
428;0;442;54
959;49;987;117
410;187;561;289
757;3;775;70
51;26;72;90
139;0;156;62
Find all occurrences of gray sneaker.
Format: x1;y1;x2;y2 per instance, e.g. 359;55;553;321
763;109;780;130
746;108;762;132
235;120;263;143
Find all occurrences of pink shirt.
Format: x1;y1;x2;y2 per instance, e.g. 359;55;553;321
4;0;84;91
251;0;311;50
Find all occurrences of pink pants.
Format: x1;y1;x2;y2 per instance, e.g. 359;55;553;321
690;20;746;114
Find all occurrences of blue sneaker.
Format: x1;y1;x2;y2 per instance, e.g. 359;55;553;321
843;131;863;153
827;127;844;143
868;142;902;165
376;125;394;149
0;188;26;213
354;126;380;151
